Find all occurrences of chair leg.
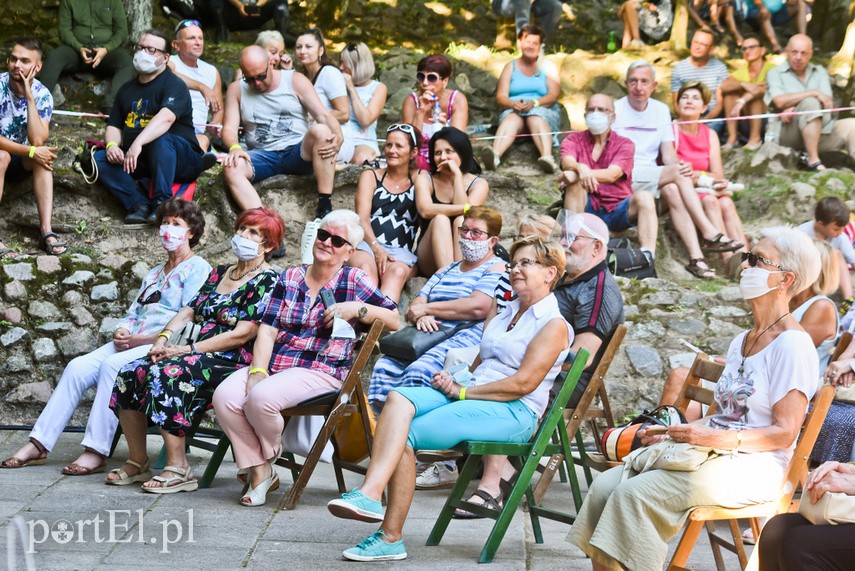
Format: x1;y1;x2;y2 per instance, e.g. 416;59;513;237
707;520;728;571
426;453;482;547
278;414;341;511
108;427;122;458
728;519;749;569
198;434;231;489
668;519;704;570
574;430;594;486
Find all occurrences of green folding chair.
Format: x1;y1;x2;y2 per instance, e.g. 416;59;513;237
426;348;589;563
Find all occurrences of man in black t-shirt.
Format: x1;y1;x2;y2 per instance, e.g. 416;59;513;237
93;29;205;224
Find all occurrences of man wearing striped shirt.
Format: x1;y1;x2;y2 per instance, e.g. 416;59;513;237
671;29;728;126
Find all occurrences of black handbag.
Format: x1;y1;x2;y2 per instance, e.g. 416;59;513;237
379;321;477;362
607;246;657;279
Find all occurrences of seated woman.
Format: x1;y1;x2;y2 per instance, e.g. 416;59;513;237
757;460;855;570
674;80;748;266
567;226;821;571
401;54;469;171
327;236;573;561
368;205;506;410
105;208;283;493
481;24;560;174
295;28;349;145
0;199;210;474
338;42;387;165
817;329;855;464
213;210;400;506
255;31;292;71
618;0;674;48
348;124;421;302
415;127;489;277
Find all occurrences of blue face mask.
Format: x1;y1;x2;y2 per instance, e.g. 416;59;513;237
231;234;261;261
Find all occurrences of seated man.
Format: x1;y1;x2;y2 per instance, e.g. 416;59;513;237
207;0;290;43
798;197;855;314
559;93;657;265
720;34;775;149
765;34;854;171
168;19;223;151
491;0;564;37
38;0;135;115
670;30;728;130
745;0;808;54
221;45;342;221
94;29;208;224
613;60;742;279
0;38;66;256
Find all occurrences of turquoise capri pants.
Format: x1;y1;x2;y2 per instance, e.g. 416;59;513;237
391;386;538;450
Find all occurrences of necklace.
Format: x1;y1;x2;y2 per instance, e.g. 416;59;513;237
506;309;524;331
230;259;264;281
738;312;790;374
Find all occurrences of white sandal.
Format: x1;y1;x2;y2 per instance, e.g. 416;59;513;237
105;459;152;486
240;466;280;507
142;465;198;494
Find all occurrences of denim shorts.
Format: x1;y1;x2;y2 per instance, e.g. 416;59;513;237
249;144;313;182
586;196;634;232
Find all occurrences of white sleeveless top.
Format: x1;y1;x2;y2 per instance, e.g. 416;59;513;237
340;80;381;158
792;294;838;375
169;55;218;134
240;70;308;151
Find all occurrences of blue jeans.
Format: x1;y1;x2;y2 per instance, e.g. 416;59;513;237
492;0;563;33
586;196;634;232
95;133;203;212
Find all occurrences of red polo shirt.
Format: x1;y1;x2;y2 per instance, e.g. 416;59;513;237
559;130;635;213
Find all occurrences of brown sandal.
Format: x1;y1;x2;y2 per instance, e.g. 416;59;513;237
62;457;107;476
686;258;716;279
700;233;743;254
0;450;47;468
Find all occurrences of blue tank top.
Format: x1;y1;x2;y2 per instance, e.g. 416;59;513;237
508;61;548;101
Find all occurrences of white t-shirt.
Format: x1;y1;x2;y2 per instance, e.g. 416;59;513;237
707;329;819;469
169;55;218;134
797;220;855;264
312;65;348;113
612;96;674;168
240;70;308;151
473;294;573;417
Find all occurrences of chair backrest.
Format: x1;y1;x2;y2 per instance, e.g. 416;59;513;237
535;348;590;446
830;331;852;363
673;353;725;416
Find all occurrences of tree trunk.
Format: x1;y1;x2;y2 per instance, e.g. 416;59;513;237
124;0;152;43
670;0;689;51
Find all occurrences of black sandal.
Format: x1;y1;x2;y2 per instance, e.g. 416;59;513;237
453;489;503;519
40;232;68;256
700;233;743;254
686;258;716;279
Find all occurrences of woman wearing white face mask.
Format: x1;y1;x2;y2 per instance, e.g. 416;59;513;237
568;227;822;571
104;207;283;493
0;199;211;475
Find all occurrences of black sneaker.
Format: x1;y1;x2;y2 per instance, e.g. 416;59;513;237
124;204;150;225
315;204;332;221
201;152;218;172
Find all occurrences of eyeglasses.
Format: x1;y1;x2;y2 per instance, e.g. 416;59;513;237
741;251;785;271
243;71;268;83
740;44;762;52
137;283;162;305
506;258;541;271
416;72;442;83
135;44;166;56
316;228;352;248
460;226;490;240
387;123;418;147
175;19;201;33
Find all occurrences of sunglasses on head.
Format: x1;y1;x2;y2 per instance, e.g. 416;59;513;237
387;123;418;147
416;71;441;83
316;228;352;248
137;283;162;305
741;251;785;271
175;19;201;33
243;71;268;83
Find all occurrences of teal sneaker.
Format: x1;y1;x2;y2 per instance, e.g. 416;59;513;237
343;530;407;562
327;488;385;523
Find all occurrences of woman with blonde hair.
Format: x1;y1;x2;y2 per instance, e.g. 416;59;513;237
339;42;387;165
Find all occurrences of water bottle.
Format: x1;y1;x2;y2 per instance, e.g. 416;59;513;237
607;31;618;54
432;98;442;125
764;118;780;144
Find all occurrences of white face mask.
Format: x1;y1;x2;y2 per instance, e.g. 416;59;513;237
739;267;781;300
585;112;611;135
133;50;162;75
231;234;262;261
159;225;188;252
459;237;491;262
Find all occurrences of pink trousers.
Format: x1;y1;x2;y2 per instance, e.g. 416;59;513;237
212;366;341;469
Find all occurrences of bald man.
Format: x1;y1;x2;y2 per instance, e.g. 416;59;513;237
221;45;342;219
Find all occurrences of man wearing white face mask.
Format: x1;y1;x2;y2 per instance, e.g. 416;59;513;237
93;29;209;225
559;93;658;264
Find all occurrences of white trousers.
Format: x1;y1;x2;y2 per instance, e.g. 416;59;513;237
29;342;151;456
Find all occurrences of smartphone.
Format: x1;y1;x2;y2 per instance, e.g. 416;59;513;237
320;289;336;309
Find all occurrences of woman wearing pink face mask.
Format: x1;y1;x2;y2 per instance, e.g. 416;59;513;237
401;54;470;170
0;199;211;476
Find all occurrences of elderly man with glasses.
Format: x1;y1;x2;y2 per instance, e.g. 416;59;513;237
221;44;343;221
93;29;210;225
720;34;775;150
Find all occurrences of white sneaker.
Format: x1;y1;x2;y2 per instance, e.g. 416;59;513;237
480;146;500;170
301;219;321;265
537;155;558;174
415;462;458;490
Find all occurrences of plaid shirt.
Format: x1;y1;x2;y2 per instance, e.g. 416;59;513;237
260;265;396;380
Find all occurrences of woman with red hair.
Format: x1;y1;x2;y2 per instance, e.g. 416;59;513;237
105;207;284;494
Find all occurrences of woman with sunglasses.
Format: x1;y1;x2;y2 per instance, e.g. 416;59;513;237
104;208;283;492
0;199;210;474
401;54;470;170
295;28;349;139
481;24;561;174
568;227;822;571
213;210;399;506
415;126;489;277
329;237;572;561
338;42;387;165
347;124;420;302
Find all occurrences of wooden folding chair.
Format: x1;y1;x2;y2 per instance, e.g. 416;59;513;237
426;348;590;563
667;355;836;571
273;319;384;510
831;331;852;363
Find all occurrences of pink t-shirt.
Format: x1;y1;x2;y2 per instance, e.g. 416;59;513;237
559;130;635;213
675;123;712;172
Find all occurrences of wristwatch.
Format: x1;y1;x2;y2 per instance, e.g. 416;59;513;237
357;304;368;319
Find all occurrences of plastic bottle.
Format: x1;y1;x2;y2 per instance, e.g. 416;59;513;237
606;31;618;54
432;97;442;125
466;124;491;135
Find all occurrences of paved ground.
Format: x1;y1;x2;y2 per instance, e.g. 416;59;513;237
0;430;738;570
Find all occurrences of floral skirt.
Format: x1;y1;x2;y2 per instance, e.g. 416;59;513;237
111;353;245;437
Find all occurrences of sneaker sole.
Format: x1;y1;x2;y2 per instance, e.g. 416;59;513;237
327;500;384;523
342;550;407;562
415;480;457;490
